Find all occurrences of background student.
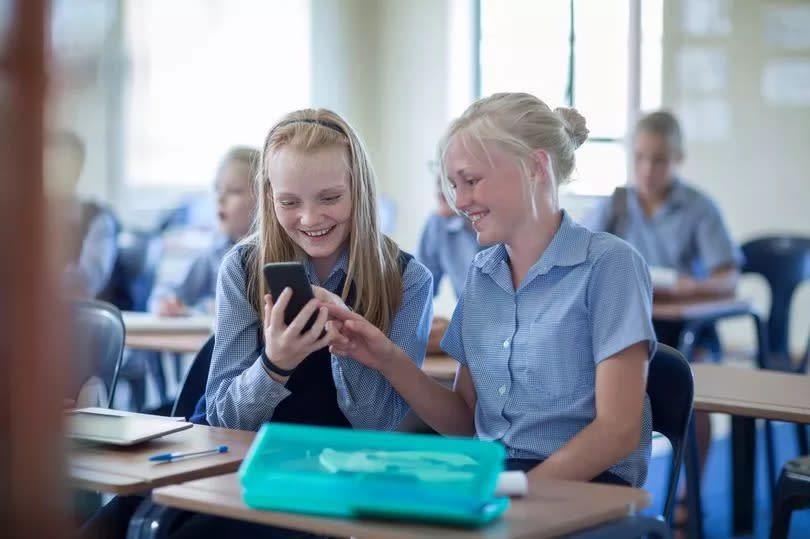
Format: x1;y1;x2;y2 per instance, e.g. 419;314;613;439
46;129;118;299
416;162;482;353
327;92;656;487
148;146;260;316
586;110;743;517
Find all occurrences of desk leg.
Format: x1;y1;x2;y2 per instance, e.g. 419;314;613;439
685;417;706;539
732;416;756;535
126;498;184;539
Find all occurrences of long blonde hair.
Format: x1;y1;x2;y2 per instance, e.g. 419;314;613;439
245;109;403;334
438;92;588;214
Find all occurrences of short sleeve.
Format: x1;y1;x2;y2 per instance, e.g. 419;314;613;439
587;239;657;364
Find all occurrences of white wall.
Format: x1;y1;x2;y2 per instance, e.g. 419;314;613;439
664;0;810;355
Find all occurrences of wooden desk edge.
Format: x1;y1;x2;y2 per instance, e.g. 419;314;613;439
694;396;810;424
153;478;650;539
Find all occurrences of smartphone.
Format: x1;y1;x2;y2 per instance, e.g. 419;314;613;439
263;262;319;333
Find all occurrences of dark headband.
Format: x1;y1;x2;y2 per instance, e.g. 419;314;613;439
274;118;344;134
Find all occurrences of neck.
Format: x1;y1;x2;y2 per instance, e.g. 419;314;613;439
312;245;345;283
505;207;562;289
638;179;675;217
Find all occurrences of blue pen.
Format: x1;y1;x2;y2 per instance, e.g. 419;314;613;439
149;445;229;462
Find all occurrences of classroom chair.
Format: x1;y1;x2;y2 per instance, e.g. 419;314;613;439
770;455;810;539
71;299;126;407
574;343;692;539
171;334;214;419
742;237;810;474
70;299;126;522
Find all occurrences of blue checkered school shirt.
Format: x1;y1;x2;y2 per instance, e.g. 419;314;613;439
206;242;433;432
417;214;482;297
441;211;656;486
587;179;743;277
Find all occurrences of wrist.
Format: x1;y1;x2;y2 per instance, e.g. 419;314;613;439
261;348;297;377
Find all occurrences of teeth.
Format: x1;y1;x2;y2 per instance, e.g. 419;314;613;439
467;212;486;223
302;227;333;237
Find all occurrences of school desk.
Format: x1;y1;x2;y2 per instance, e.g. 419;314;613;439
69;423;255;496
142;472;651;539
122;311;213;353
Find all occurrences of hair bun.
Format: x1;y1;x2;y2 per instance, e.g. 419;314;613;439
554;107;589;149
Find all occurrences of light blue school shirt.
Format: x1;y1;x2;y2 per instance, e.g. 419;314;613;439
588;179;743;277
441;211;656;486
148;235;233;315
64;208;117;298
417;214;482;297
206;243;433;431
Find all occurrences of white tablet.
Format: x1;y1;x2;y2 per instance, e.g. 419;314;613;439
66;409;193;446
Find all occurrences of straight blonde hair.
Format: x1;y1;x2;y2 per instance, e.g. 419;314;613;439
244;109;403;334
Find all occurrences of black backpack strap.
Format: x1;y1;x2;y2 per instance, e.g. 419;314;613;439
606;186;628;236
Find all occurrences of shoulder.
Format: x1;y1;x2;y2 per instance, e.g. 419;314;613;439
586;230;648;273
401;252;432;290
675;180;721;215
220;239;256;281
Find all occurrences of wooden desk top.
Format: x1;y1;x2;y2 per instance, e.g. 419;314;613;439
692;363;810;423
125;332;209;353
652;297;753;322
68;425;255;495
153;472;649;539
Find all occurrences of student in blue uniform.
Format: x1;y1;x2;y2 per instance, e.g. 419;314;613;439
79;109;432;539
46;129;118;299
416;166;482;352
148;147;260;316
205;109;432;433
327;93;656;487
586;109;742;521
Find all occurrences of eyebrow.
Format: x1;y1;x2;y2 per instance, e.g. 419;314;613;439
274;185;347;198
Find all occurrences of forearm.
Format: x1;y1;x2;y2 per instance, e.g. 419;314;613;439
530;417;639;482
207;357;291;430
378;347;475;436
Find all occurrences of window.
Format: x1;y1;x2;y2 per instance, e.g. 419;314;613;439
122;0;311;190
479;0;662;195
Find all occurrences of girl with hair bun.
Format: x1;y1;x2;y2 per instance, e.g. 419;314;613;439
327;92;656;487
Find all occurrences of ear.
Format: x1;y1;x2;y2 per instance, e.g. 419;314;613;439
529;148;551;181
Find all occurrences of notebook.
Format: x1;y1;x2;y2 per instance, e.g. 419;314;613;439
66;408;192;445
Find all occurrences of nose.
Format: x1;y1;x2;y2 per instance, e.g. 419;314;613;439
299;204;318;227
454;185;471;211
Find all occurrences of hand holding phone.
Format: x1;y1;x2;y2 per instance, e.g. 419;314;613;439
263;262;319;332
261;263;333;376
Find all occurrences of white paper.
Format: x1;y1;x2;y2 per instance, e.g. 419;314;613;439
677;47;728;93
650;266;678;290
765;5;810;50
683;0;731;36
762;60;810;106
677;98;730;142
495;471;528;497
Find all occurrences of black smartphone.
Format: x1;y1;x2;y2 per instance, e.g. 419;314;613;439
263;262;319;333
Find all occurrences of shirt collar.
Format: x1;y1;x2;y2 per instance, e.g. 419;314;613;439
474;210;589;277
303;247;349;287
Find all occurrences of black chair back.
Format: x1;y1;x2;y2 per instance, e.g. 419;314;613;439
171;335;214;419
741;236;810;369
71;299;126;407
647;343;694;525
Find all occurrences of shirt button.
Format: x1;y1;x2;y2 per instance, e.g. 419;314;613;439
502;340;510;349
498;385;507;396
